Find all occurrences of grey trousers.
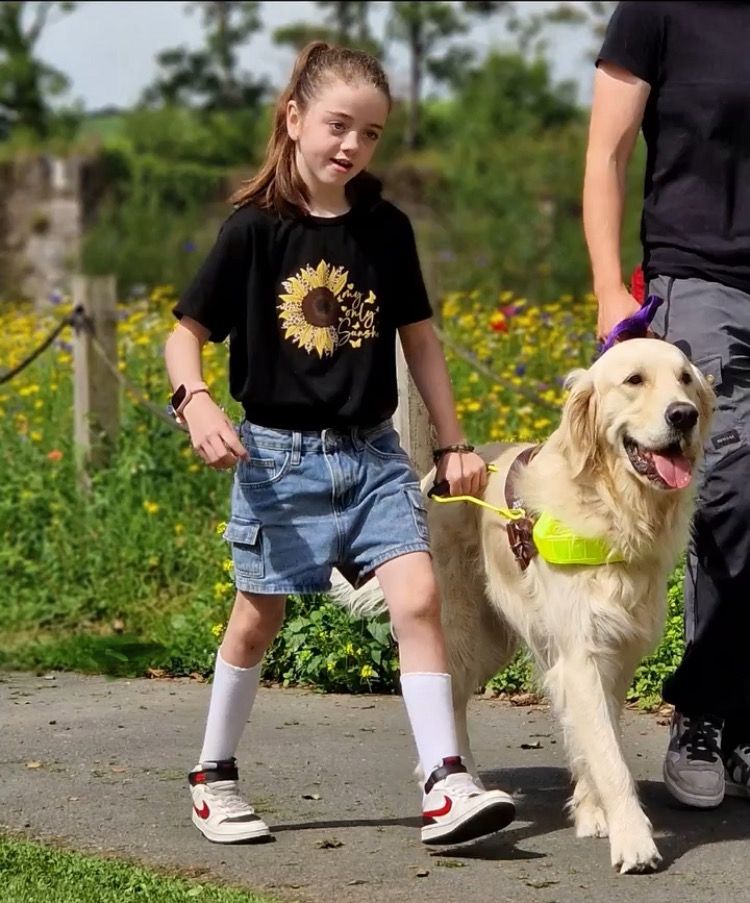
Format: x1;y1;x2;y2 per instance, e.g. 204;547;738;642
650;275;750;743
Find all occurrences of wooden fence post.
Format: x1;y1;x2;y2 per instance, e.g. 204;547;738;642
394;340;434;476
394;245;445;476
72;274;119;487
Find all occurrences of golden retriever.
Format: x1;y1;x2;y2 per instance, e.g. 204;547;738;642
334;338;715;874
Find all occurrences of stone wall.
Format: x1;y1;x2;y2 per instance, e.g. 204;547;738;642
0;154;107;306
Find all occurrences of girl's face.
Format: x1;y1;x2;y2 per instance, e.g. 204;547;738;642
287;78;389;204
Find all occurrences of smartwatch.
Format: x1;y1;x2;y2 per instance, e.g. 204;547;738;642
170;382;210;422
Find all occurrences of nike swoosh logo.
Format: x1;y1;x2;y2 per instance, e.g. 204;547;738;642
423;795;452;818
194;802;210;819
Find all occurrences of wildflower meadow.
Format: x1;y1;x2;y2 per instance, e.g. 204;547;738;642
0;288;684;706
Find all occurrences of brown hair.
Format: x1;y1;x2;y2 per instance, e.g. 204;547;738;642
229;41;391;217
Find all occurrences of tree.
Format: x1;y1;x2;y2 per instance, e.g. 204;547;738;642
386;1;508;149
273;1;380;57
502;1;617;60
0;1;75;139
141;1;266;111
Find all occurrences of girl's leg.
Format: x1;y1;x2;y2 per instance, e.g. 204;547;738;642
198;590;285;764
376;551;515;844
375;551;458;778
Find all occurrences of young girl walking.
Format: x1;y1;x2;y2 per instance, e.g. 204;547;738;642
165;41;515;848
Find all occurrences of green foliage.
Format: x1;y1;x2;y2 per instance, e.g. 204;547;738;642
628;562;687;710
0;834;276;903
141;1;266;112
0;1;76;139
415;50;645;300
79;106;271;293
263;596;399;693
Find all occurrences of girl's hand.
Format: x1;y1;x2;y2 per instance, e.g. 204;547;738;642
435;450;488;498
183;394;249;470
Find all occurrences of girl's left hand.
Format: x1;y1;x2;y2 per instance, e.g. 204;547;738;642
436;450;488;498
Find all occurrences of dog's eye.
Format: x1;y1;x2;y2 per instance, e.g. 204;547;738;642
624;373;644;386
680;371;693;385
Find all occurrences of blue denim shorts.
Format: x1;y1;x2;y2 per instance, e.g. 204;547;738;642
222;419;431;594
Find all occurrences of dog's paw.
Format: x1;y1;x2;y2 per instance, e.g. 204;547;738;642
574;801;608;839
610;833;662;874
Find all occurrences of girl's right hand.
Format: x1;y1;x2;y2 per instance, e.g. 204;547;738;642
183;394;249;470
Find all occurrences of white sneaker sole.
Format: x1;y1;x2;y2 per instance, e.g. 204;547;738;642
421;795;516;845
192;810;272;844
662;761;724;808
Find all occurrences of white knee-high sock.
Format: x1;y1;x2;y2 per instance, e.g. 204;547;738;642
400;672;460;781
198;650;260;765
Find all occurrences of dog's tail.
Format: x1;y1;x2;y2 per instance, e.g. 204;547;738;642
328;569;388;619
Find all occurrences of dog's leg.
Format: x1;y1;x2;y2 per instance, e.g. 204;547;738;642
547;654;661;874
569;771;608;838
452;682;484;787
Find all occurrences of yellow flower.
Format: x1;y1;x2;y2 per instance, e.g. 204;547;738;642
174;523;185;535
359;664;375;679
211;623;225;638
143;500;160;515
215;521;227;535
213;581;233;599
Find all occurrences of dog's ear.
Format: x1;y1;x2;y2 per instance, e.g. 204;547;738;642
556;368;599;478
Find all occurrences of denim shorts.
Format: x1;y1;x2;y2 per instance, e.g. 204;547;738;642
222;419;431;594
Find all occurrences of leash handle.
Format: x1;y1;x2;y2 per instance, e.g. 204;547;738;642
596;293;664;357
427;465;525;521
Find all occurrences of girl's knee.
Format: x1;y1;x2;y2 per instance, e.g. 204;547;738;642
389;580;441;627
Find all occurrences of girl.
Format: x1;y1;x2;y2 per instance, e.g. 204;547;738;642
165;41;515;847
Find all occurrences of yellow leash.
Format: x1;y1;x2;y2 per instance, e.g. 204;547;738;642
428;464;528;522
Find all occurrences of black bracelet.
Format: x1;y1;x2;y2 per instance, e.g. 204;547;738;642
433;443;475;464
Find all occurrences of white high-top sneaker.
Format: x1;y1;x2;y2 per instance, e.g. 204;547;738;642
189;759;271;843
421;756;515;845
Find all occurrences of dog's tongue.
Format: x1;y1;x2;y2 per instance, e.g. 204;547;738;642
652;451;693;489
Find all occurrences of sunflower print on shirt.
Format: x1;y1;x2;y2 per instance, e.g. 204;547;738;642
277;260;379;358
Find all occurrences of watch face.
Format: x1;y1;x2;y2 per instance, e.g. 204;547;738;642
171;385;187;410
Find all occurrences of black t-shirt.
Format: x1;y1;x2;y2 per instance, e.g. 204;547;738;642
174;197;433;430
599;2;750;292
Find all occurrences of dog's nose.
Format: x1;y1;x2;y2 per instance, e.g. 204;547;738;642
665;402;698;432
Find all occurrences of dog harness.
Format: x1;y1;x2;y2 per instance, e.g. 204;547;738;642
429;446;624;570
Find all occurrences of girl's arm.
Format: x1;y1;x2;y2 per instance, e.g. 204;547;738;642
398;319;487;497
164;317;248;469
583;62;650;340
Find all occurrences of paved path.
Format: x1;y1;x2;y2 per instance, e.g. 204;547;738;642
2;671;749;902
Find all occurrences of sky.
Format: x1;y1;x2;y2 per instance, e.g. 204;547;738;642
34;1;598;113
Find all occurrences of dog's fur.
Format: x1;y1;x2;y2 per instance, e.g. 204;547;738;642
334;338;715;873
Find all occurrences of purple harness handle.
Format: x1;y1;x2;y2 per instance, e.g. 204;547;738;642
597;293;664;357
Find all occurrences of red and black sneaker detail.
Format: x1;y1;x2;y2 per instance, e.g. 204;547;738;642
421;756;515;845
188;758;271;844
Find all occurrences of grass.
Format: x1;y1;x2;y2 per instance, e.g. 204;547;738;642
0;834;285;903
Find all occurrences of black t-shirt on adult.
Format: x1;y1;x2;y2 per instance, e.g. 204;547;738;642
599;2;750;292
174;197;433;430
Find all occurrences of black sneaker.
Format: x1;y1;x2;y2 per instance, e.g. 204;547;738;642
663;711;724;808
724;744;750;799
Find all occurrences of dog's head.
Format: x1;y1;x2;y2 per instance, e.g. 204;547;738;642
557;338;715;491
